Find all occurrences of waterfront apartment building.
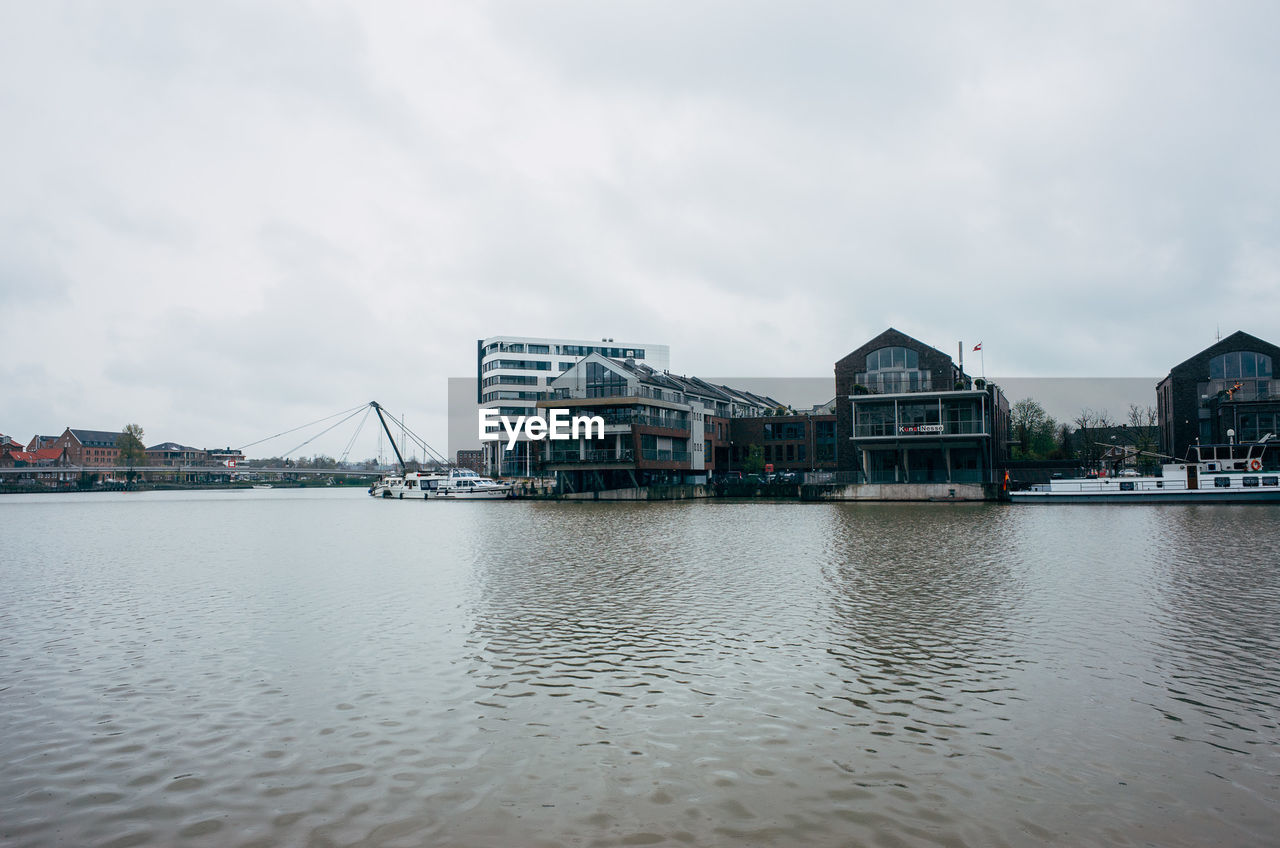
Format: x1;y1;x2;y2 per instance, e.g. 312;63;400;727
835;329;1010;484
1157;330;1280;465
477;335;670;476
532;354;778;492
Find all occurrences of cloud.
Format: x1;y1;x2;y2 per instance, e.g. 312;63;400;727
2;1;1278;455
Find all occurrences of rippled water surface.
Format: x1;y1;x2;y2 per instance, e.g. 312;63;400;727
2;489;1279;846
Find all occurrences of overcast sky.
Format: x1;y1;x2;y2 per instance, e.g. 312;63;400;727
3;2;1277;459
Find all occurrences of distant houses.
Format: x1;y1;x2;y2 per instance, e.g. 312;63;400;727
0;426;247;489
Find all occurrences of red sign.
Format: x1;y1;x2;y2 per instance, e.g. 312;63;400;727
764;463;774;473
225;460;236;468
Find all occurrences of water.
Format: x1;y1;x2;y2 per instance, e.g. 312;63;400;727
2;489;1278;847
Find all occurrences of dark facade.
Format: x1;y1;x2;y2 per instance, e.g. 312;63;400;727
727;414;838;472
1157;331;1280;463
835;329;1009;484
533;354;780;492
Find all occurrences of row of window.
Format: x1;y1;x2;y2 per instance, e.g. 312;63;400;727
853;371;934;394
853;400;986;437
484;342;555;355
1197;379;1271;405
865;346;920;372
561;345;645;359
482;359;552;372
481;375;540;388
481;391;542;402
1215;476;1278;487
765;444;806;462
764;422;806;440
1209;351;1272;380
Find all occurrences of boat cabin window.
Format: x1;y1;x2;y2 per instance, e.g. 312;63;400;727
1214;477;1231;488
1263;476;1278;487
1120;481;1135;491
1243;476;1260;488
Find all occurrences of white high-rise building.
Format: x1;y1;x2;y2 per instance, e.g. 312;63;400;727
477;335;670;476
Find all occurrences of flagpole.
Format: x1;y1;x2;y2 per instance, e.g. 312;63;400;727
981;346;986;383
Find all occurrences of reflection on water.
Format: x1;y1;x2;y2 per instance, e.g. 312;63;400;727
1;491;1279;846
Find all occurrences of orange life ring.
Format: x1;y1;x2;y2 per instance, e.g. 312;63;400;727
1251;459;1262;471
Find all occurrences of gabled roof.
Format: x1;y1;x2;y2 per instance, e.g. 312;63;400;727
1166;330;1280;376
146;442;200;452
551;353;783;411
835;327;954;369
68;428;124;447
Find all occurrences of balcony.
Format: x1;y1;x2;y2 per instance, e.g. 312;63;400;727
854;421;988;438
546;449;635;464
641;449;690;463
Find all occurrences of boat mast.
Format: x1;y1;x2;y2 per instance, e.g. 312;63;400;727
370;401;407;472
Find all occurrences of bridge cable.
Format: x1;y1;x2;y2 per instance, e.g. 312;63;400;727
279;407;370;459
238;403;369;452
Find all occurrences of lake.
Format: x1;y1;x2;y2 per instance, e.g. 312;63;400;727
2;489;1278;846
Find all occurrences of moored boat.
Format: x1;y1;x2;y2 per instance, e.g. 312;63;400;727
1011;437;1280;503
365;403;513;500
432;468;512;499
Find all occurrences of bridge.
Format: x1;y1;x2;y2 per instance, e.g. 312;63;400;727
0;465;392;478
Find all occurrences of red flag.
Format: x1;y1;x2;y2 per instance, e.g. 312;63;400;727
973;342;982;351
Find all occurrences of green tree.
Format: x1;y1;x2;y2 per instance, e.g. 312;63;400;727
743;444;765;474
116;424;147;482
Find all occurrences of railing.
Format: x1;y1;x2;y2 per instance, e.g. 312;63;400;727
635;415;690;430
1030;478;1189;493
546;449;635;464
641;449;690;462
543;411;689;431
854;422;988;437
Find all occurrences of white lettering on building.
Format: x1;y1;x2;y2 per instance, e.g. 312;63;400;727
479;409;606;450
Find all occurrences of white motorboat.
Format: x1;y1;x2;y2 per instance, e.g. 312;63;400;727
366;401;512;500
432;468;513;499
369;473;403;497
1011;436;1280;503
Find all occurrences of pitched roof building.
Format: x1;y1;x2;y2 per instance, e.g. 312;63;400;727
1156;330;1280;462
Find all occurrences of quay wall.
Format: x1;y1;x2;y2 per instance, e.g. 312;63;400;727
559;484;711;501
801;482;997;501
540;482;1001;502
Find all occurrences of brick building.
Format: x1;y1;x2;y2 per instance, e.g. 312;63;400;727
1157;330;1280;464
455;449;484;473
52;428;125;467
727;411;838;473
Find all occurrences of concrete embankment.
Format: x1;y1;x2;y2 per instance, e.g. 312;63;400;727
559;484;711;501
538;481;1001;502
801;482;998;501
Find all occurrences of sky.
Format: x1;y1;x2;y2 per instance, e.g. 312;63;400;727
3;1;1278;460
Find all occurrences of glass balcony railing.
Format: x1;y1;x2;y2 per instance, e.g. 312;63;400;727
546;449;635;464
641;449;690;463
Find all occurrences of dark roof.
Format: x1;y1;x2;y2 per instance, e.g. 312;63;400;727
835;327;954;369
146;442;200;452
568;355;782;410
69;428;125;447
1166;330;1280;376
